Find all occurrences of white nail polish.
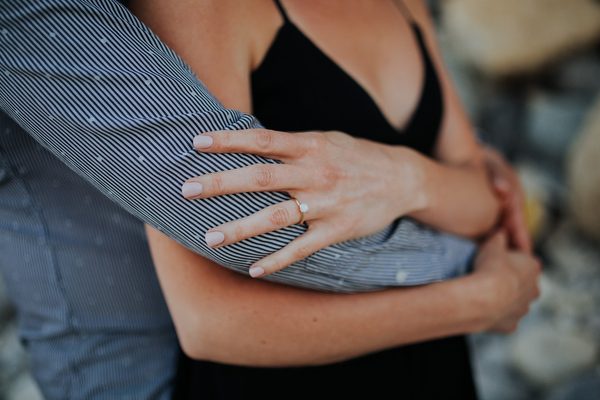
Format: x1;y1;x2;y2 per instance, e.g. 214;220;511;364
181;182;203;198
194;135;213;149
249;266;265;278
205;231;225;247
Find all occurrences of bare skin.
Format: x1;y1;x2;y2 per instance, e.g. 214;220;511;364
483;146;533;253
130;0;541;365
147;227;539;366
133;0;501;276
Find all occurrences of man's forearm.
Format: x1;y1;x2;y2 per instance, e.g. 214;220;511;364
0;0;475;293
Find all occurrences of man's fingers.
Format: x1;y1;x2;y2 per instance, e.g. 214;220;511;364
193;129;316;159
204;199;310;248
248;226;335;277
182;164;306;199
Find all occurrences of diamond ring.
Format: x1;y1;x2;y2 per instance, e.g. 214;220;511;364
291;197;309;225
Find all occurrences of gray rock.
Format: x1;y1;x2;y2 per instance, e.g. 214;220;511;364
476;90;527;159
536;274;596;322
441;0;600;78
551;54;600;94
566;96;600;244
5;372;43;400
0;322;27;383
470;334;532;400
525;91;590;164
0;322;30;400
438;30;491;121
508;323;598;388
543;221;600;283
544;371;600;400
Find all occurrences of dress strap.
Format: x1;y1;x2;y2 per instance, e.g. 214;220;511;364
391;0;416;25
273;0;290;22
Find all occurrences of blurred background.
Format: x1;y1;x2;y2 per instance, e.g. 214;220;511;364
432;0;600;399
1;0;600;398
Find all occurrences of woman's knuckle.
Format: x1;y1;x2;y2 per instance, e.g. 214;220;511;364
211;176;225;195
268;261;283;273
269;207;291;226
233;224;247;241
304;133;322;152
219;131;233;148
319;165;341;185
335;217;355;234
255;129;275;151
294;242;313;259
252;165;275;187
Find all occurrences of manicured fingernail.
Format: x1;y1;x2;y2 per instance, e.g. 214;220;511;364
181;182;203;198
249;266;265;278
205;231;225;247
194;135;213;149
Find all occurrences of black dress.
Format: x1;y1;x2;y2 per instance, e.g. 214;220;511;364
173;1;478;398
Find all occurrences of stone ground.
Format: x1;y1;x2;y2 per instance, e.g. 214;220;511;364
1;1;600;399
434;0;600;397
0;274;42;400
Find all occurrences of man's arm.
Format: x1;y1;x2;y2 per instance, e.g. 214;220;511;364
0;0;475;292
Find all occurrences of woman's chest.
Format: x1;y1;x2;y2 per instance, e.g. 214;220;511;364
251;0;426;132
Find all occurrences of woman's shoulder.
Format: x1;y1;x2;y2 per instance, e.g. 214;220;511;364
185;0;282;72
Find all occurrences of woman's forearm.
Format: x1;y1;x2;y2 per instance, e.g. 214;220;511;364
147;226;489;366
398;145;500;239
385;0;501;239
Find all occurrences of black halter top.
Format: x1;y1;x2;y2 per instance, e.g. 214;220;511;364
251;0;444;156
174;3;478;399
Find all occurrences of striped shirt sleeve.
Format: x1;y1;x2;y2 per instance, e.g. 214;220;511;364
0;0;476;293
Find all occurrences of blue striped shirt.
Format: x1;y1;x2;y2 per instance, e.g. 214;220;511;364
0;0;476;398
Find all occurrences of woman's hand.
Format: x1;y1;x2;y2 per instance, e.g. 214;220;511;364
470;231;541;333
182;129;425;277
482;146;533;253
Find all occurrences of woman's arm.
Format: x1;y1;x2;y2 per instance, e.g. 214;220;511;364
129;0;484;286
163;0;500;276
136;0;540;367
147;225;540;366
401;0;500;238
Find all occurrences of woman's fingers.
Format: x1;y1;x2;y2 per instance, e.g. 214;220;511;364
506;195;533;253
248;225;336;277
182;164;305;199
498;174;532;254
193;129;318;160
203;201;333;278
483;145;533;253
476;234;541;334
204;199;309;248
